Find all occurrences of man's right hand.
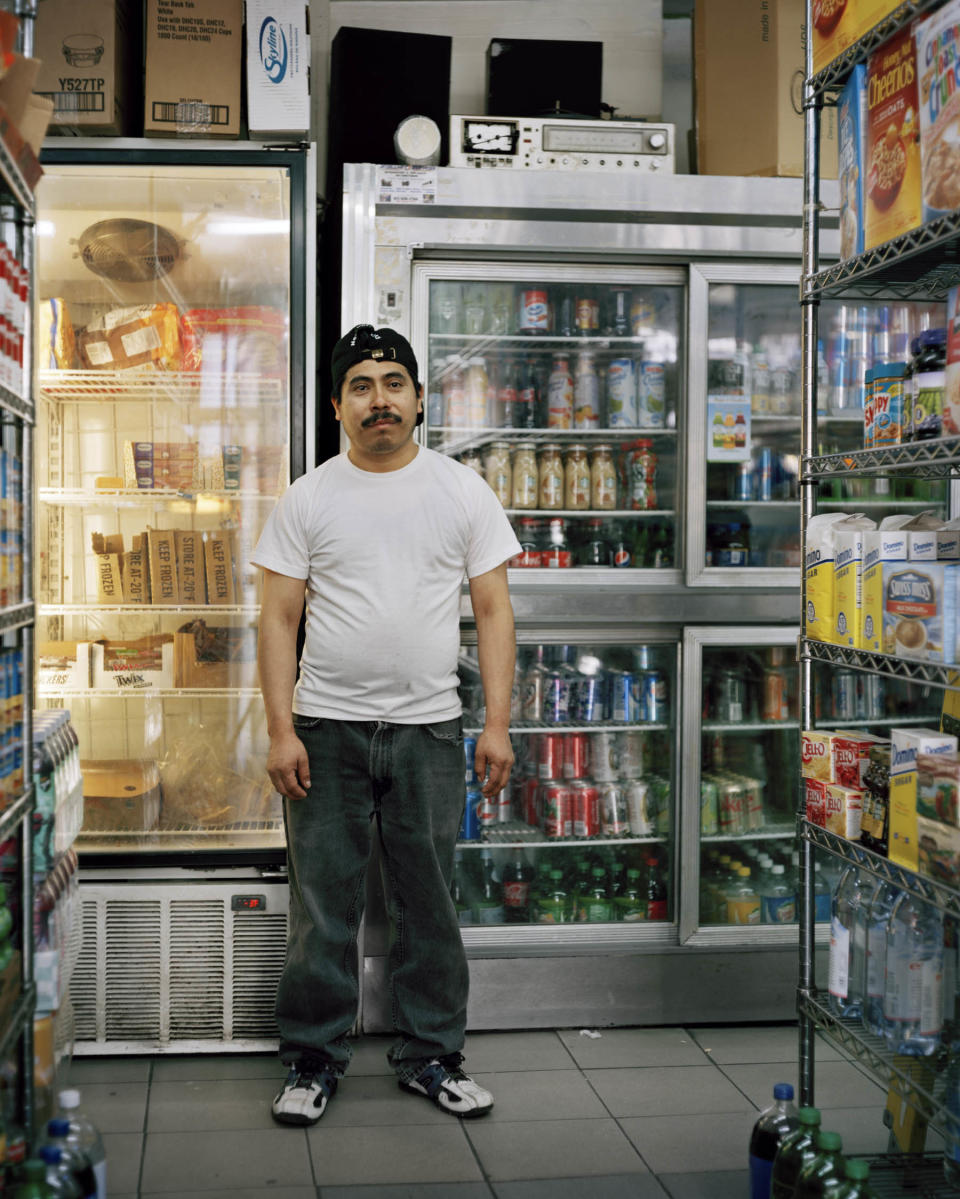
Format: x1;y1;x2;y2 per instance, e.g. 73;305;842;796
267;730;312;799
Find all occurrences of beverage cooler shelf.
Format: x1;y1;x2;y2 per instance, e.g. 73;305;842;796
800;819;960;920
458;830;667;850
37;687;262;700
429;427;673;457
38;488;277;506
706;500;798;510
798;992;949;1141
800;639;960;691
703;820;794;843
0;381;31;423
429;334;647;349
39;603;260;617
702;719;799;733
37;371;285;406
804;439;960;478
817;499;938;509
0;603;32;633
505;508;673;519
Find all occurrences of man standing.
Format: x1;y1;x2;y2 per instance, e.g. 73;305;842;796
252;324;520;1126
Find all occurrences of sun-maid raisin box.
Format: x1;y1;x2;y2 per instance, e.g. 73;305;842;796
144;0;242;137
864;27;922;251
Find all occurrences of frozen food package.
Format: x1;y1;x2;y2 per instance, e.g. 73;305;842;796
78;303;182;372
916;1;960;222
36;298;77;370
180;306;287;376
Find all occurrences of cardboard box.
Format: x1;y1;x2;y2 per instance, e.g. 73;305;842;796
91;636;174;692
824;783;863;839
36;641;90;691
861;525;908;652
882;561;959;661
175;530;204;604
694;0;837;178
204;530;236;604
244;0;310;138
81;758;161;831
838;64;867;260
147;528;178;604
918;812;960;886
833;731;885;789
914;0;960;222
34;0;132;133
916;751;960;825
889;766;918;868
833;517;876;648
802;730;836;782
91;532;123;604
890;726;957;775
144;0;242;137
121;534;148;604
805;777;829;827
173;624;258;688
945;285;960;438
812;0;903;75
864;28;922;251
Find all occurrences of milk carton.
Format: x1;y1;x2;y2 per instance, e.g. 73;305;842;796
860;523;909;653
805;513;850;644
881;559;959;661
833;514;876;648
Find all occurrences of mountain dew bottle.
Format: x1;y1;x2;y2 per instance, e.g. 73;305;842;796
795;1131;845;1198
536;869;571;924
584;867;613;922
829;1158;878;1198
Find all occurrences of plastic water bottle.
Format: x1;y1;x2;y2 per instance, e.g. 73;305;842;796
884;892;944;1056
57;1091;106;1199
749;1082;799;1199
829;866;867;1019
44;1120;95;1199
795;1130;846;1197
863;882;899;1039
761;864;796;925
772;1106;822;1199
39;1147;82;1199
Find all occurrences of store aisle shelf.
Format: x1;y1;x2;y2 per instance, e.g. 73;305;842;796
809;0;942;95
805;438;960;478
800;639;960;691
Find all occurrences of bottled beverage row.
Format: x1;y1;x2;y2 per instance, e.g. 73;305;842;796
430;280;670;341
705;648;794;724
701;850;833;928
508;516;673;570
711;448;798;505
31;712;82;878
705;518;801;570
429;350;670;432
460;438;662;512
452;843;669;926
751;1084;878;1199
460;643;671;728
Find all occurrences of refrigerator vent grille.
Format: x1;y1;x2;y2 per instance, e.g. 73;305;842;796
169;901;226;1039
71;884;289;1050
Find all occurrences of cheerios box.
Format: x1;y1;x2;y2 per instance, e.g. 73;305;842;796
864;27;923;251
813;0;903;75
915;1;960;223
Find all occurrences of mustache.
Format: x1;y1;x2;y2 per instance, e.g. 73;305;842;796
362;410;402;428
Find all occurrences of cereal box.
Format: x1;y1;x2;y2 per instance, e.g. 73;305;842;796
813;0;904;75
915;1;960;223
805;778;829;827
943;284;960;437
802;730;836;781
833;730;886;788
881;560;959;661
916;751;960;825
865;28;923;251
890;726;958;774
825;783;864;839
838;64;867;260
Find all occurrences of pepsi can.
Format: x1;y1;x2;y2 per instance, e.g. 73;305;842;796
542;669;571;723
460;788;482;840
464;736;478;784
608;670;637;722
573;671;604;723
638;669;667;723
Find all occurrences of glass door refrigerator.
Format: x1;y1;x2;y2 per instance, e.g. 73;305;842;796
32;144;314;1052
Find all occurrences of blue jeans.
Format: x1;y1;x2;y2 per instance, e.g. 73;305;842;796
275;715;469;1079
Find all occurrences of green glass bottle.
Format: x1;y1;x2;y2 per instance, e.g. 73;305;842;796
795;1131;845;1199
827;1158;878;1198
536;869;571;924
585;867;613;923
12;1160;52;1198
771;1106;821;1199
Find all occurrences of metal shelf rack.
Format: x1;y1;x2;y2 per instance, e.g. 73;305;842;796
799;0;960;1159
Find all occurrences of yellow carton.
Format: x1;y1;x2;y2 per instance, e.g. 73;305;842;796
833;516;876;648
889;768;918;870
806;513;848;644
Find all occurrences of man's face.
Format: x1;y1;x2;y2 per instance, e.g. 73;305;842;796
332;358;423;464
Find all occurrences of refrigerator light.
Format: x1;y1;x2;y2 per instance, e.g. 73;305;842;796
205;219;288;237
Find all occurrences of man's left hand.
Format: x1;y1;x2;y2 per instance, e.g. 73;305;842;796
474;727;514;798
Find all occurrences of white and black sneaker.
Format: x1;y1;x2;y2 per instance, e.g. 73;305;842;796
399;1052;494;1118
271;1066;339;1126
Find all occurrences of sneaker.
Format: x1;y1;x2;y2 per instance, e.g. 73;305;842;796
271;1066;339;1126
399;1052;494;1118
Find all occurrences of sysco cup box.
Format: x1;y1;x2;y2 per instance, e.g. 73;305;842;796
244;0;309;138
144;0;242;137
838;63;867;261
889;727;957;775
881;560;958;661
860;526;908;653
34;0;133;133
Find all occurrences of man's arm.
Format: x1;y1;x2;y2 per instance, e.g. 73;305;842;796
468;562;516;798
258;567;310;799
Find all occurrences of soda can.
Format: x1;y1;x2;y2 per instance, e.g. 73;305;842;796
625;779;655;836
599;782;629;836
591;731;620;781
700;775;719;837
521;666;544;721
735;460;754;502
518;289;550;334
616;730;645;778
831;669;857;720
756;447;774;502
571;780;601;837
522;772;540;826
537;732;566;781
464;736;478;784
563;732;590;779
542;669;571;723
717;779;746;836
864;671;886;720
573;671;604;723
638;668;667;723
541;780;573;839
607;359;638;426
630;296;656;336
609;670;638;722
477;794;498;832
740;775;765;831
460;788;482;840
497;785;513;823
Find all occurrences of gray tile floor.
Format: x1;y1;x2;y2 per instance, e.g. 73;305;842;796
64;1023;898;1199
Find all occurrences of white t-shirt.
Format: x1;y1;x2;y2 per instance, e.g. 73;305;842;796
251;446;521;723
